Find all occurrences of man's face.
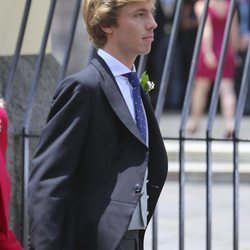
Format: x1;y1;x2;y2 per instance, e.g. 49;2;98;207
103;1;157;65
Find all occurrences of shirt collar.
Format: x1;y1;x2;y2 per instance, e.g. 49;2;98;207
97;49;136;77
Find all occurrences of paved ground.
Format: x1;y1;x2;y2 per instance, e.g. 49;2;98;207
143;113;250;250
144;181;250;250
159;112;250;140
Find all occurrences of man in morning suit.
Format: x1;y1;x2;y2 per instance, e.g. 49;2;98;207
28;0;168;249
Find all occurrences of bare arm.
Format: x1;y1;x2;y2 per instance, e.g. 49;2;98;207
195;0;217;68
230;11;241;52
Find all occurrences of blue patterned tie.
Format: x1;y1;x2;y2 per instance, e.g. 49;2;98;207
123;72;147;143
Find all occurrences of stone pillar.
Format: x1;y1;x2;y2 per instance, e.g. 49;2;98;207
0;55;59;241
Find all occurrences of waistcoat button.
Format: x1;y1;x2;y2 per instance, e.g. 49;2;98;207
135;183;142;193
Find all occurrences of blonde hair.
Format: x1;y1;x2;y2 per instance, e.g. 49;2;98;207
83;0;155;48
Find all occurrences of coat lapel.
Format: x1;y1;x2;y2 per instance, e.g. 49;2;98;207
91;57;145;145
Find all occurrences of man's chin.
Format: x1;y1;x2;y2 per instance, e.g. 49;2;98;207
139;47;152;56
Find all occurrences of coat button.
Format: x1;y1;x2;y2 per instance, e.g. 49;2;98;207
135;183;142;193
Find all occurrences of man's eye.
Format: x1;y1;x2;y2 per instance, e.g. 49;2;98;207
136;12;145;17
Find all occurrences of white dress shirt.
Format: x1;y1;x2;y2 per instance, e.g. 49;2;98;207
98;49;136;120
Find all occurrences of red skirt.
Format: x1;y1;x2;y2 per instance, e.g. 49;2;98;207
196;48;235;81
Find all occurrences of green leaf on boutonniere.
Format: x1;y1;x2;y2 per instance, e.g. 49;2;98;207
140;71;155;93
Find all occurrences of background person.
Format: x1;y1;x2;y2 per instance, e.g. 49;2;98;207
0;98;23;250
187;0;239;138
234;0;250;115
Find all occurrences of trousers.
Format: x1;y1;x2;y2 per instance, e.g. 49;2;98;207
116;230;144;250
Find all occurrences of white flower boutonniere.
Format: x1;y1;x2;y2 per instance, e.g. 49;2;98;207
140;71;154;93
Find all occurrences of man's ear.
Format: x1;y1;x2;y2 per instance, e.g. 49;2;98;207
100;25;113;35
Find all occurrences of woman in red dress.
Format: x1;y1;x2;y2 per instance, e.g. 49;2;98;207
0;99;22;250
188;0;239;137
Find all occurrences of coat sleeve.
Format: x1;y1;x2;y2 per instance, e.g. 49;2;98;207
28;80;90;250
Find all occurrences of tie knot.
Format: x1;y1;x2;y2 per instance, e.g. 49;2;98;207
122;72;140;88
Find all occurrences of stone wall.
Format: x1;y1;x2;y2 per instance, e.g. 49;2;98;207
0;54;59;241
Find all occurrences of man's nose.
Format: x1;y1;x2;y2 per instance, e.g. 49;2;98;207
147;14;157;30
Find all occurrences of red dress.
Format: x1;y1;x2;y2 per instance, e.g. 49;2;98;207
196;2;235;80
0;107;22;250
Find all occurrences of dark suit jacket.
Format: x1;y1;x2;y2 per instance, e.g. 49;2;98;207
28;55;168;250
